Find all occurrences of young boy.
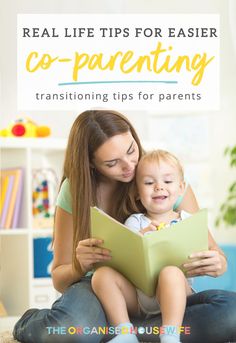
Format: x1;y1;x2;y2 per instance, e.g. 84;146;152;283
92;150;193;343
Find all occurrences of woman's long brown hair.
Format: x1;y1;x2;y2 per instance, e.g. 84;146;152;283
59;110;143;271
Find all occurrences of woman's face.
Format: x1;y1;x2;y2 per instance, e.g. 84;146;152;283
93;131;139;183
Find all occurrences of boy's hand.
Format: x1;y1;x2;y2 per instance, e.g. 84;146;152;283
140;223;157;235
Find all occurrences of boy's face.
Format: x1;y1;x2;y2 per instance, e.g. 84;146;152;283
136;159;185;215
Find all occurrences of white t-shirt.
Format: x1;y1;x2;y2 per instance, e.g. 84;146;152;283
125;210;191;232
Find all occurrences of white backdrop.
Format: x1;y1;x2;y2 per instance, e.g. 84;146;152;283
0;0;236;242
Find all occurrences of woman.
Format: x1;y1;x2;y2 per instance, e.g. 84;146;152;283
14;110;236;343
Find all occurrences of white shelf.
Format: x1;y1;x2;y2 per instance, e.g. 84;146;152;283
0;228;54;236
0;228;28;235
0;139;64;316
0;137;67;149
33;277;53;286
32;228;53;236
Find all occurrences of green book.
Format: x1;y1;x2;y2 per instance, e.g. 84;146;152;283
91;207;208;296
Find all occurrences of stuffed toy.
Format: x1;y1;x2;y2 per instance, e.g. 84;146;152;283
0;118;51;138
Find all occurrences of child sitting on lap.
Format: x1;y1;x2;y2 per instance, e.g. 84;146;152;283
92;150;193;343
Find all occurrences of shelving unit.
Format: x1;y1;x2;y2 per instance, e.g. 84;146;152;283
0;138;67;317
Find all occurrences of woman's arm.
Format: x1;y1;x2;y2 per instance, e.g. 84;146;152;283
51;207;83;293
184;235;227;277
178;185;227;277
177;184;199;213
52;206;112;293
208;231;227;275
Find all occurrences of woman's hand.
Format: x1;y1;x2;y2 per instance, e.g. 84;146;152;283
183;249;227;277
76;238;112;273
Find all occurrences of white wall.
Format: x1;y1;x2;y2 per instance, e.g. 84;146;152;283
1;0;236;241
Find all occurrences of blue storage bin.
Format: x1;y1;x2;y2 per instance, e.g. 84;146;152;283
33;237;53;278
194;244;236;292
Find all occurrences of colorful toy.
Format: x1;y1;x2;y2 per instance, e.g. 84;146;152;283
156;222;166;231
32;168;58;228
0;118;51;138
32;180;50;217
170;219;179;225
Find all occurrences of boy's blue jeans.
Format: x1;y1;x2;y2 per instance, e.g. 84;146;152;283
13;276;236;343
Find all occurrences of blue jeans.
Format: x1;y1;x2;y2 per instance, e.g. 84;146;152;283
13;276;236;343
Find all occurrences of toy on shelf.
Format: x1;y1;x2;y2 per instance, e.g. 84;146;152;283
0;117;51;138
32;168;58;229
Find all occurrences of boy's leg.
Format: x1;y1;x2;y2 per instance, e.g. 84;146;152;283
156;266;192;343
92;266;139;325
157;265;191;326
92;266;139;342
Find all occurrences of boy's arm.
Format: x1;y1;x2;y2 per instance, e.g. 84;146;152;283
125;214;157;235
124;214;142;231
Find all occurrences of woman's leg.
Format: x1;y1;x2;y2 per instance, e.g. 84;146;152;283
128;290;236;343
182;290;236;343
13;276;107;343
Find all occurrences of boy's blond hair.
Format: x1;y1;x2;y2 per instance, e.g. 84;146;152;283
137;149;184;181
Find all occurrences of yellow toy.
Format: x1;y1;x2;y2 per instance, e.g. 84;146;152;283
0;118;51;138
156;222;166;231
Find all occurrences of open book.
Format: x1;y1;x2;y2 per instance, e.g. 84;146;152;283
91;207;208;296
